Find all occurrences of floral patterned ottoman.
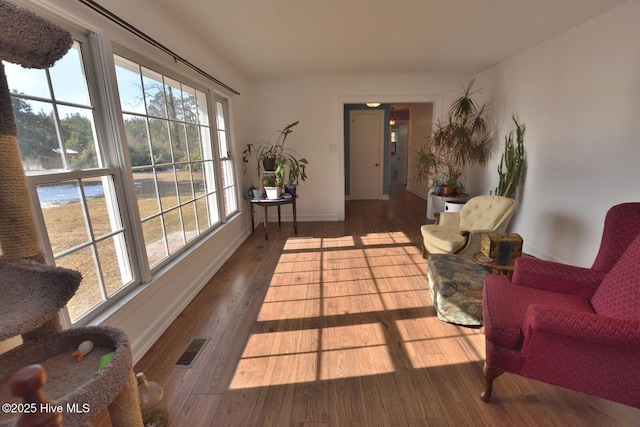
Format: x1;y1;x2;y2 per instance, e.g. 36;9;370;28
427;254;488;326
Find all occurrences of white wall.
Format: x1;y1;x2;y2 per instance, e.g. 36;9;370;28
406;103;435;197
246;75;466;221
475;0;640;267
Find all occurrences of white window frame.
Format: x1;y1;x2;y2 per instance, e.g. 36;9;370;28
109;46;229;274
215;96;239;219
8;30;142;325
4;5;241;325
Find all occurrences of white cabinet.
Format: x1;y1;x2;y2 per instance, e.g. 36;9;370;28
427;193;470;220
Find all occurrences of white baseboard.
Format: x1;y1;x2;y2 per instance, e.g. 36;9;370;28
128;231;246;364
523;242;569;265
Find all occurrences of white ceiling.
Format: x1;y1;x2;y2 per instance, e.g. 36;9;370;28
155;0;627;78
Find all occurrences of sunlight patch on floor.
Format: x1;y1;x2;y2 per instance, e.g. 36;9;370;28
229;323;394;389
320;345;394;380
322;293;386;316
380;289;432;311
395;317;485;368
321;236;356;249
264;283;321;303
282;236;323;250
257;298;322;321
233;231;438;388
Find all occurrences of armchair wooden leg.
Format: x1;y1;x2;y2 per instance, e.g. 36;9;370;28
480;363;504;402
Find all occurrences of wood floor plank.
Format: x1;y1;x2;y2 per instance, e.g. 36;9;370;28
171;393;223;427
92;185;640;426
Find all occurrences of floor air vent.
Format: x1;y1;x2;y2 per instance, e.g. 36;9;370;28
174;338;207;368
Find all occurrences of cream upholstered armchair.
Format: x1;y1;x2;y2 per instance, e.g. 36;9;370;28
421;195;517;257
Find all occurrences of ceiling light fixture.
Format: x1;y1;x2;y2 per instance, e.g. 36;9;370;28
366;102;381;108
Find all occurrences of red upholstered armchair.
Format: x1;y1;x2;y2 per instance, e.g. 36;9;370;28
481;203;640;408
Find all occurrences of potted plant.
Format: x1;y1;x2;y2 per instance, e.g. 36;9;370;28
495;115;525;199
243;121;309;196
242;121;297;173
429;176;444;196
282;156;308;196
262;173;279;199
247;184;261;199
413;79;493;196
443;178;458;197
243;121;302;172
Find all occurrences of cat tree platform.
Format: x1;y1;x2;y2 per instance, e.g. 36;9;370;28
0;258;142;426
0;327;139;426
0;258;81;342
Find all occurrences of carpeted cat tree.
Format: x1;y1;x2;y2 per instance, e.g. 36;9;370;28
0;2;143;426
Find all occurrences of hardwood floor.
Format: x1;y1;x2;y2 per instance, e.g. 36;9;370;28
94;186;640;426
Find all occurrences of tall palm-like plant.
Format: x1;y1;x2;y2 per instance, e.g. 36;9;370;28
414;79;493;194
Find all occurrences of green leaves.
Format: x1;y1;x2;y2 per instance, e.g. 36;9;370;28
414;79;492;191
495;115;525;198
243;121;308;185
449;78;483;122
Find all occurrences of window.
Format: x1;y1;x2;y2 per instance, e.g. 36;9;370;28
4;39;136;323
114;55;221;269
5;26;238;323
215;98;238;218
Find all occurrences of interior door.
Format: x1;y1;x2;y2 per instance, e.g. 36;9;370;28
350;110;383;200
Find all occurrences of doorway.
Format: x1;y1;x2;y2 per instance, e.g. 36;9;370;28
349;109;384;200
390;123;408;185
343;102;434;213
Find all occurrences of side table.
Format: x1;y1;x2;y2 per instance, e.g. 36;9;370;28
245;195;298;240
472;252;532;279
428;193;471;220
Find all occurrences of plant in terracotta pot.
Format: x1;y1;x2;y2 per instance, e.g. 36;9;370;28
413;79;493;196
